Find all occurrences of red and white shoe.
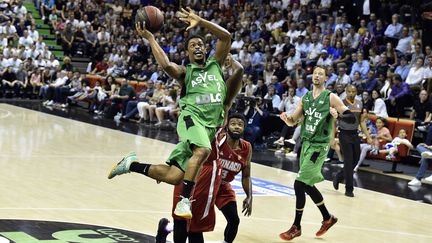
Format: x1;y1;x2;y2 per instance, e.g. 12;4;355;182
316;215;338;237
279;225;301;241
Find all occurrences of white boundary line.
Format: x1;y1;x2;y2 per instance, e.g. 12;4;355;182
0;108;12;119
1;207;431;239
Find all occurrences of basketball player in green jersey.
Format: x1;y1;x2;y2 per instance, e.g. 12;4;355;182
108;7;243;220
279;66;356;241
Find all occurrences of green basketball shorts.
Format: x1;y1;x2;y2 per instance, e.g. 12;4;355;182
296;140;330;186
166;112;217;171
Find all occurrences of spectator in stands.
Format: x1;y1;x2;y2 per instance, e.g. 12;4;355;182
61;23;74;56
384;14;403;42
61;56;74;72
335;64;351;87
387;74;412;117
253;79;267;99
264;85;281;112
244;75;256;97
138;80;164;123
394;55;410;81
1;66;20;97
375;53;391;78
29;68;43;96
121;81;154;121
362;90;374;111
371;90;388;118
295;79;308;98
289;60;305;86
410;43;424;66
360;69;378;93
155;88;178;127
104;79;135;118
316;49;332;67
350;52;369;79
355;117;392;171
410;90;432;131
43;70;68;106
395;26;412;55
408;143;432;186
379;128;413;160
90;57;109;76
274;87;300;148
405;57;425;91
243;97;268;148
424;47;432;66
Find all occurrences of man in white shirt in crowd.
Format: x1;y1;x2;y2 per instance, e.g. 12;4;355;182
317;49;332;67
18;31;34;49
306;33;323;64
406;57;426;89
285;46;301;72
231;33;244;52
264;85;281;110
336;64;351;86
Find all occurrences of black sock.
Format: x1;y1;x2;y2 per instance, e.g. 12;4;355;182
304;185;331;221
293;180;306;229
293;209;303;229
130;162;151;176
181;180;195;198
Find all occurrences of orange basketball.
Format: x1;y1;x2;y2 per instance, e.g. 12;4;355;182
135;6;164;33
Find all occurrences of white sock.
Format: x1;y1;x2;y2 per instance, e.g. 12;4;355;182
165;222;174;233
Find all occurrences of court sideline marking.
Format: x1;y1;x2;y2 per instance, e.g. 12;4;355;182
0;207;430;239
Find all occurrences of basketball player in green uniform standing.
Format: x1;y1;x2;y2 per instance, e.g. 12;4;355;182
279;66;356;241
107;7;242;220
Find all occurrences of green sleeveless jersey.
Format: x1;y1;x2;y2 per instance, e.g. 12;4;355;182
180;56;226;128
300;90;333;143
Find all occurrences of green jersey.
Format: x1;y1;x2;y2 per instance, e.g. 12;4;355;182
180;56;226;128
300;90;333;143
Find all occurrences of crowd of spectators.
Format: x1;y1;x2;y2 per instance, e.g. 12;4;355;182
2;0;432;153
0;0;62;98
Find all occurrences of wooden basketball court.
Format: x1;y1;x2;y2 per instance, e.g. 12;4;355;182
0;103;431;242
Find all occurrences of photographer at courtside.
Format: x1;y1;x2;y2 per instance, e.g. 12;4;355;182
243;96;268;148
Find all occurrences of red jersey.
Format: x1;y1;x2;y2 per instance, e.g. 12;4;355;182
172;131;251;232
218;134;251;183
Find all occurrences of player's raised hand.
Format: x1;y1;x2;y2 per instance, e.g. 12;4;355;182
177;7;202;31
242;196;252;216
135;22;153;39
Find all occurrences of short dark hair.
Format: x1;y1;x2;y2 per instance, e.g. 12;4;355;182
393;73;402;82
185;35;205;48
228;112;246;126
376;117;387;127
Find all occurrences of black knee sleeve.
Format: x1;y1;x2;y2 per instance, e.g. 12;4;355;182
304;185;324;204
294;180;307;209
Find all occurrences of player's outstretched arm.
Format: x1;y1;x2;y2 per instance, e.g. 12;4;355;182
135;23;185;83
280;100;304;126
330;93;356;124
241;143;253;217
224;55;244;111
178;7;231;65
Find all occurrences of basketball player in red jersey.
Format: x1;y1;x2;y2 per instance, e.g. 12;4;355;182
156;113;253;243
